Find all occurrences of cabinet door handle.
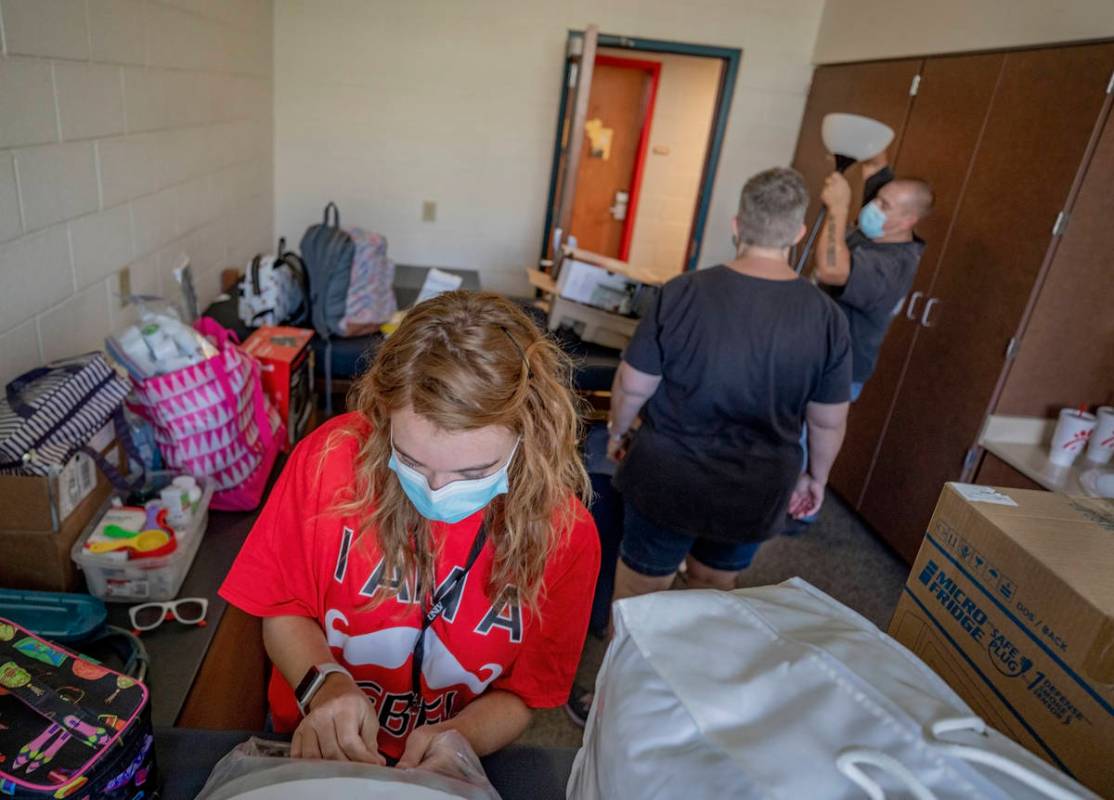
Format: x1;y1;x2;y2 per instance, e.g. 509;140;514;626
905;291;924;321
921;297;940;327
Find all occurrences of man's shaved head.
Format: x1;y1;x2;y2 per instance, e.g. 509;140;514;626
888;178;934;220
866;177;933;242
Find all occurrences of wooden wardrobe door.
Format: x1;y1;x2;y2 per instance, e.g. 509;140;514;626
792;59;922;225
859;42;1114;563
829;53;1004;507
994;106;1114;416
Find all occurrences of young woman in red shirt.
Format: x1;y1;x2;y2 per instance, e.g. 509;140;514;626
220;292;600;766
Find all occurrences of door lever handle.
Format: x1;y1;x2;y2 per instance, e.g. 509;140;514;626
610;190;630;221
905;291;924;321
921;297;940;327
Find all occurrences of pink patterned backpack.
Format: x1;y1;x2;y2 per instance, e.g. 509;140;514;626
337;227;397;336
127;319;284;511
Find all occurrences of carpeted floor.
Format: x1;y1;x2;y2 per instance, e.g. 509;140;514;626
517;492;912;749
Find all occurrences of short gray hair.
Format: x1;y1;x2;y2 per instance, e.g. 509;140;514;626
736;167;808;248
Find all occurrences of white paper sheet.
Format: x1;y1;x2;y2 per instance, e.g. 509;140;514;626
415;268;464;305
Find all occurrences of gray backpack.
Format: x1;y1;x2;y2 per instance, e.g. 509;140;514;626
300;202;354;338
299;202;355;414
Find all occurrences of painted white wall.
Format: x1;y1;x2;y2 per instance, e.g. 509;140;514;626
0;0;274;388
606;50;722;282
274;0;826;296
813;0;1114;64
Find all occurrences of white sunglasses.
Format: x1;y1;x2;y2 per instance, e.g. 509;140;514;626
129;597;209;633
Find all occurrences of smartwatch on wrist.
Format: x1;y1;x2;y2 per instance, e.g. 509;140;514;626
295;662;350;716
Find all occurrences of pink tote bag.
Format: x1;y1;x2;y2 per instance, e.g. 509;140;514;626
128;319;285;510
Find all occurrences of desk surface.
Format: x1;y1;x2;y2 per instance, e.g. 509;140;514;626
106;507;257;726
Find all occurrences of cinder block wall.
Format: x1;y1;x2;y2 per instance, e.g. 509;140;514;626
0;0;273;387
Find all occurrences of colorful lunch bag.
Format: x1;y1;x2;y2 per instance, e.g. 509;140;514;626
0;618;156;799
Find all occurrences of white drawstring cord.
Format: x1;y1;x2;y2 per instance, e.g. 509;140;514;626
836;717;1085;800
929;717;1086;800
930;716;987;737
835;748;938;800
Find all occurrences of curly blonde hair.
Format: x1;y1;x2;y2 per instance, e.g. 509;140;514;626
332;291;590;611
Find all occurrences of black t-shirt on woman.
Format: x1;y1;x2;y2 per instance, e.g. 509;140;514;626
613;265;851;543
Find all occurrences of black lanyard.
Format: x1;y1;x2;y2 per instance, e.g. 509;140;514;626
409;522;488;709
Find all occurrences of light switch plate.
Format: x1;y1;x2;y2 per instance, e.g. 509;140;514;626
422;201;437;222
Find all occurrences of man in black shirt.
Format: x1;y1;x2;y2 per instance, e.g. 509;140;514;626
814;153;932;397
608;167;852;601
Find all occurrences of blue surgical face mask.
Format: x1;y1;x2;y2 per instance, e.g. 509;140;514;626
858;200;887;239
388;440;519;524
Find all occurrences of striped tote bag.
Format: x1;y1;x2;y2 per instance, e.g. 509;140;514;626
0;354;132;477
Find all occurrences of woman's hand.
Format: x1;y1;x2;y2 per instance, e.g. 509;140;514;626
395;690;530;764
397;727;493;788
395;722;446;769
291;672;385;765
606;434;628;463
788;473;825;519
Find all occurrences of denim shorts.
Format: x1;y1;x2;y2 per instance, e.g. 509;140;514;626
619;500;762;577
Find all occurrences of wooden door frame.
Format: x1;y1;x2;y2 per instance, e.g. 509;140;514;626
584;53;662;261
541;32;741;271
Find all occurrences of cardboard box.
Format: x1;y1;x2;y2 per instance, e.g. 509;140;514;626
0;422;119;532
547;295;639;350
889;483;1114;796
0;496;111;592
556;258;644;314
243;326;315;451
0;427;124;592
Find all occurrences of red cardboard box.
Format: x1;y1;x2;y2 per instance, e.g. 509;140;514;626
243;326;315;450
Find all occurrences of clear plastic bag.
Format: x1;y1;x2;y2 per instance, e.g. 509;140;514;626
195;735;501;800
104;295;217;380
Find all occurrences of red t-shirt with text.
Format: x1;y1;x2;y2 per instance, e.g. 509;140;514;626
219;414;600;760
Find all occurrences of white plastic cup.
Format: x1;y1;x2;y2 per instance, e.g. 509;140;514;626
172;475;202;505
1048;408;1096;466
1085;406;1114;465
160;486;190;527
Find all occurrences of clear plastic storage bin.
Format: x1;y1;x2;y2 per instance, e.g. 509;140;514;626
71;476;214;602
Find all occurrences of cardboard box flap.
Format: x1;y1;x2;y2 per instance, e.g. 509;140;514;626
242;326;314;361
949;483;1112;523
939;485;1114;619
